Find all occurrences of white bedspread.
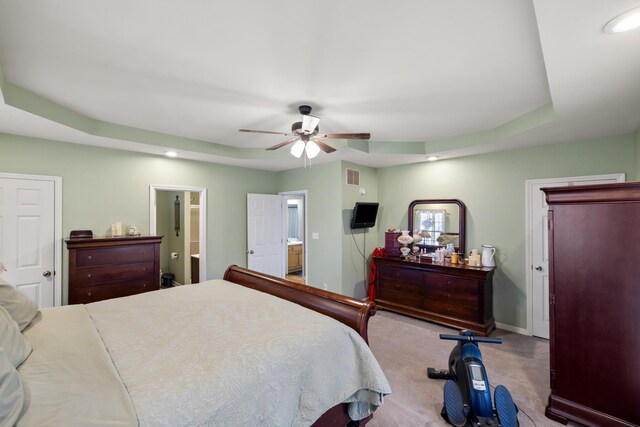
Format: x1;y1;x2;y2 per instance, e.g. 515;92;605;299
86;279;391;427
18;305;137;427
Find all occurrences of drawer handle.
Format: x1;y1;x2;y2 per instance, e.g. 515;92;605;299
143;283;147;288
87;273;92;278
87;255;93;260
87;292;92;297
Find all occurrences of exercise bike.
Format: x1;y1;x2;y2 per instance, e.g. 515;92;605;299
427;330;519;427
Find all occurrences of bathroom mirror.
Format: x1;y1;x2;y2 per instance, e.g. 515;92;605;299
408;199;466;254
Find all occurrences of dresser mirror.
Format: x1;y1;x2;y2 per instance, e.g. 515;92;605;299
408;199;466;254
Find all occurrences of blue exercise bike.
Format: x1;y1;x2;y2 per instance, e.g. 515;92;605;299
427;330;519;427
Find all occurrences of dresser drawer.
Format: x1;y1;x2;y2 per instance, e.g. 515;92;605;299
70;278;157;304
423;273;478;308
377;279;423;307
423;298;479;322
73;262;155;286
379;265;422;284
76;244;155;267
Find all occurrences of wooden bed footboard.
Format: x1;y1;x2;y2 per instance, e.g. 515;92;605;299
223;265;377;343
223;265;377;426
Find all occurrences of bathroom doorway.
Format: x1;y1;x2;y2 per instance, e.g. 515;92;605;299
281;191;306;284
149;185;207;285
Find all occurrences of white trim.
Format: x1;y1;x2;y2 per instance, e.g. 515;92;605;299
495;321;529;336
149;184;207;282
0;172;63;307
279;190;308;282
524;173;625;336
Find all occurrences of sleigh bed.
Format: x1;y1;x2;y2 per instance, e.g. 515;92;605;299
3;265;390;427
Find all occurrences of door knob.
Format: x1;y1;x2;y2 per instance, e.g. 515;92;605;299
247;250;254;255
42;270;52;277
534;266;543;271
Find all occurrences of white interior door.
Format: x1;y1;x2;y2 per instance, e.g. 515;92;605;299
527;174;624;338
247;194;282;277
0;177;56;308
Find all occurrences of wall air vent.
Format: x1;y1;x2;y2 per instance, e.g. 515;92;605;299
346;169;360;186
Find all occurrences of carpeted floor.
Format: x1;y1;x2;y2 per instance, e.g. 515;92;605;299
366;311;564;427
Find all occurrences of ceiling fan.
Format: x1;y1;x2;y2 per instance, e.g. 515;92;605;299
239;105;370;159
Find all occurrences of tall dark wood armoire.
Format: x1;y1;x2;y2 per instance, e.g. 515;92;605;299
543;182;640;426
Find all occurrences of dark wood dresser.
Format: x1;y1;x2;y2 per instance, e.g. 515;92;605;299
543;183;640;426
374;256;495;335
66;236;163;304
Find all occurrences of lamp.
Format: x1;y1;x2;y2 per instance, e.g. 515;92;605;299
290;140;305;158
397;231;414;257
289;136;321;159
305;140;320;158
419;230;431;242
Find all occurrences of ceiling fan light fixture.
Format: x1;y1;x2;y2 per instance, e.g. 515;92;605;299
305;140;321;159
604;7;640;33
290;139;305;158
302;114;320;133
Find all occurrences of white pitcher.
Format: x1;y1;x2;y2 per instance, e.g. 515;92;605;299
481;244;496;267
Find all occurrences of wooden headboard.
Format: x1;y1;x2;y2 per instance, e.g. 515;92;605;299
223;265;377;344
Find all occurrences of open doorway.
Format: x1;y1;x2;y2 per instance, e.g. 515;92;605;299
281;191;307;284
149;185;207;286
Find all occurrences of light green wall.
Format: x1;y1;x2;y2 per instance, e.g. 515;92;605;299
2;131;637;331
0;133;278;303
276;162;343;293
377;134;635;329
341;162;379;300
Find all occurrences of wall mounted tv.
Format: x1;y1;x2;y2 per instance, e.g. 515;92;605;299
350;202;379;229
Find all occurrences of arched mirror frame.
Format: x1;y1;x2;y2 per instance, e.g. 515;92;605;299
408;199;466;254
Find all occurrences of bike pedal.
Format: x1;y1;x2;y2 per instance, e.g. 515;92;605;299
428;367;452;379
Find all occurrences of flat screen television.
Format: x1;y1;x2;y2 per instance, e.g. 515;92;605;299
350;202;379;229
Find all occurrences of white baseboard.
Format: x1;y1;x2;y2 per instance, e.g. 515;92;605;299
495;321;530;336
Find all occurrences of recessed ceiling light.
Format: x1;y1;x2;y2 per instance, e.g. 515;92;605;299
165;151;178;158
426;156;439;161
604;7;640;33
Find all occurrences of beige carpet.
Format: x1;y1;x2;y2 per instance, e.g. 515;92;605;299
367;311;565;427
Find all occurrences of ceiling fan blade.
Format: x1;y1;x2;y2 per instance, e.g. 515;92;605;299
317;132;371;140
313;139;337;154
239;129;291;136
265;137;299;151
301;115;320;133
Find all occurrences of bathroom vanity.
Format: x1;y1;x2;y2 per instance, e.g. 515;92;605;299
287;242;303;273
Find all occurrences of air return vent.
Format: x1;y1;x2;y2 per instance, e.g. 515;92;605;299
346;169;360;186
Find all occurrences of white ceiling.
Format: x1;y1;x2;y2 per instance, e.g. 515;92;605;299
0;0;639;171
